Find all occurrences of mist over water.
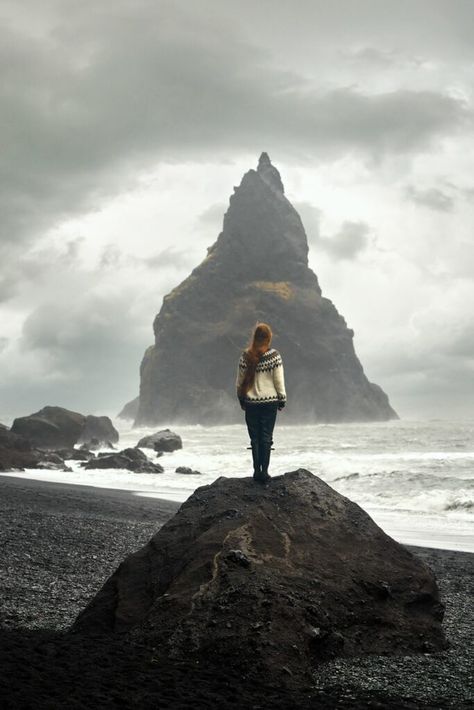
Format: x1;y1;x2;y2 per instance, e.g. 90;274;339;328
2;418;473;552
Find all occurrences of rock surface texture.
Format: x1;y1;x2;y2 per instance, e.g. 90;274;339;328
133;153;397;425
72;470;446;683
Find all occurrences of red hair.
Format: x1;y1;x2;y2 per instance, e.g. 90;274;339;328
238;322;273;397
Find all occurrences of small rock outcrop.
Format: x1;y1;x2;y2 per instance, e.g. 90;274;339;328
36;455;73;472
175;466;202;475
132;153;398;426
81;447;164;473
77;415;119;447
72;470;446;682
137;429;182;452
55;448;95;461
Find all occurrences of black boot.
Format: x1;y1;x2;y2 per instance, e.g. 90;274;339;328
250;440;262;482
259;439;272;483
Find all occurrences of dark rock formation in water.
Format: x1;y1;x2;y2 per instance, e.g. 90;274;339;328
132;153;397;425
77;415;119;447
11;406;119;450
72;470;447;683
0;426;72;472
0;434;40;471
55;447;95;461
11;406;86;449
81;447;164;473
175;466;202;475
137;429;182;452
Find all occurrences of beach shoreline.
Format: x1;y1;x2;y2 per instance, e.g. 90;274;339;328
0;473;472;708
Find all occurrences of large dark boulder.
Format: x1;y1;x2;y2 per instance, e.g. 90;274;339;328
77;415;119;447
10;407;119;451
131;153;398;426
72;470;446;683
11;406;86;449
0;427;32;452
0;433;72;472
137;429;182;452
0;446;40;471
0;427;37;470
81;447;164;473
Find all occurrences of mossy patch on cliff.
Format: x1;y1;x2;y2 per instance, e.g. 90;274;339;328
249;280;295;300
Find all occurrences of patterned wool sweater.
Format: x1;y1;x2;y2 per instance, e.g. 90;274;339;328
235;348;287;405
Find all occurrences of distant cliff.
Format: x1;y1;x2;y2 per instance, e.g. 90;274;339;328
129;153;398;425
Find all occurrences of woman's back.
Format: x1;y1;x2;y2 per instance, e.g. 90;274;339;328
236;347;287;406
236;322;286;483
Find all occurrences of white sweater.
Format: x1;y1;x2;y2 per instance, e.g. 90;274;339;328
235;348;287;405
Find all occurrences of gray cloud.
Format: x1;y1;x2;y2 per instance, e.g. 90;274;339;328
198;203;227;230
1;0;470;266
295;202;371;261
145;246;199;270
98;244;122;270
363;312;474;418
0;229;208;419
442;322;474;359
12;288;150;416
341;46;425;69
322;221;371;260
1;0;474;420
0;237;85;304
404;185;455;212
0;274;17;303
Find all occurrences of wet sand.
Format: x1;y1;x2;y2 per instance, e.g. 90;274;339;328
0;474;472;709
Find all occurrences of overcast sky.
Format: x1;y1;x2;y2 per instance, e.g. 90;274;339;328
1;0;473;423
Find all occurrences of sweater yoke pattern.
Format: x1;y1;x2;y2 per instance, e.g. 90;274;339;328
238;349;283;373
236;348;287;405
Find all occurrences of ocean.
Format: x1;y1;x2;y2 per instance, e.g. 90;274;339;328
1;418;473;552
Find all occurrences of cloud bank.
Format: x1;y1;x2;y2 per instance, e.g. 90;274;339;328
1;0;473;421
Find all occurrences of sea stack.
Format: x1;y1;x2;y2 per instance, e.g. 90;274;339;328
131;153;398;425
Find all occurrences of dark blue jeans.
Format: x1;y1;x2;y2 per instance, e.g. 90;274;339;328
245;402;278;453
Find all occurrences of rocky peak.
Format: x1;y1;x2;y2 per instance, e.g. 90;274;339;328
218;154;309;282
256;151;285;193
129;154;398;426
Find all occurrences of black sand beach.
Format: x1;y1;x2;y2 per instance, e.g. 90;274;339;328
0;474;472;709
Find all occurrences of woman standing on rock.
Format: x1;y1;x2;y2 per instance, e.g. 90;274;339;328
235;322;287;484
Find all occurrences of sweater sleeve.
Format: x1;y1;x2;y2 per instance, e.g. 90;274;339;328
235;352;246;393
272;353;287;402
